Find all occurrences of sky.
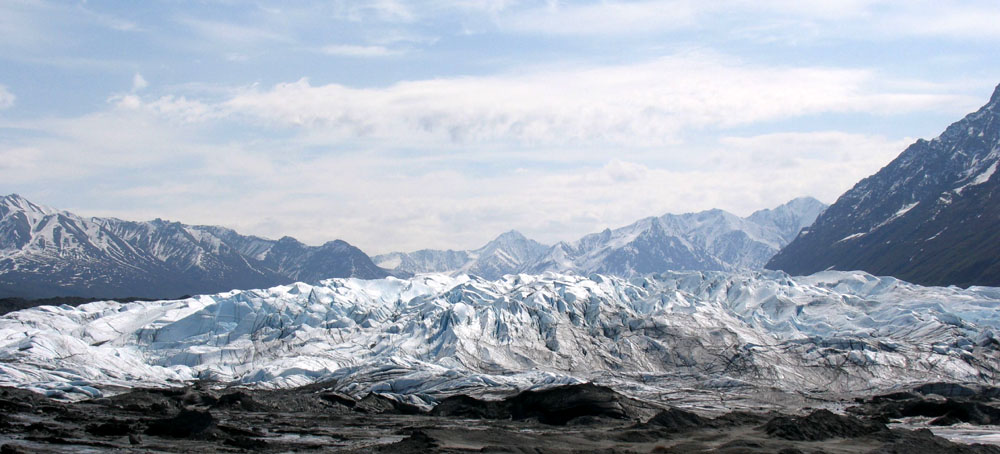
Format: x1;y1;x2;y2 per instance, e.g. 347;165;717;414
1;1;999;254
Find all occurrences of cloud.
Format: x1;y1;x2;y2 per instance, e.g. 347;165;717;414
0;0;140;58
75;3;141;32
132;73;148;92
880;5;1000;40
0;2;53;51
464;0;1000;44
0;45;986;254
503;0;700;35
0;95;929;255
0;85;14;109
122;53;968;149
179;17;291;45
710;131;915;203
320;44;400;57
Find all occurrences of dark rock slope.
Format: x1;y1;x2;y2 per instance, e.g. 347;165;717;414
768;84;1000;287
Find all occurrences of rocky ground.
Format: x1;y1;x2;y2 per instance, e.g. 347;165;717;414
1;382;999;453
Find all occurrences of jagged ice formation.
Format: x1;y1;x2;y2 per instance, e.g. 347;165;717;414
0;271;998;403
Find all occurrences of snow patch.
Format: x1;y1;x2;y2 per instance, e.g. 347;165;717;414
836;232;866;243
870;202;919;232
955;160;998;195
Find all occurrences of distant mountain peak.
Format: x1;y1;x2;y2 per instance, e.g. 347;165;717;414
786;195;824;206
2;193;56;216
753;196;825;214
488;229;528;244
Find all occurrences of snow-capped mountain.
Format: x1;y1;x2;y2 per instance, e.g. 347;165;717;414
768;84;1000;287
527;197;826;276
0;194;401;299
374;230;549;280
1;271;997;402
377;198;826;279
746;196;830;243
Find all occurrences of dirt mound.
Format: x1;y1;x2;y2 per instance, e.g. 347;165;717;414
643;408;710;432
212;391;273;412
86;420;134;437
870;428;1000;454
430;394;508;419
144;409;216;439
764;409;887;441
854;396;1000;426
377;429;438;453
431;383;656;425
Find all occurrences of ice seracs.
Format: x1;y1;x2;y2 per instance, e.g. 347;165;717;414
1;270;997;401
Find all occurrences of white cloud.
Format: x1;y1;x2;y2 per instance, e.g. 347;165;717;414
0;146;41;173
320;44;400;57
711;131;915;204
881;5;1000;40
504;0;700;35
0;50;986;254
462;0;1000;43
0;84;14;109
141;53;968;148
179;18;291;45
76;4;141;32
132;73;148;92
0;98;927;254
110;93;216;124
330;0;416;23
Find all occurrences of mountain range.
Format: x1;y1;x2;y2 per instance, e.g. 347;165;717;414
375;197;827;279
767;83;1000;287
2;194;825;299
0;194;401;299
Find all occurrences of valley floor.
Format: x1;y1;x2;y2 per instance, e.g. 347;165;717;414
1;382;999;453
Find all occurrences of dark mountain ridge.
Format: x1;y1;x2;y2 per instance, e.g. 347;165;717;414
767;83;1000;287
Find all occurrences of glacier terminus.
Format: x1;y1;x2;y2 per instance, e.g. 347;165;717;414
2;270;997;407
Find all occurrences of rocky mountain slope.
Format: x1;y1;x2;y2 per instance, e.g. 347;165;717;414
2;270;997;402
0;194;401;299
767;84;1000;287
377;197;826;278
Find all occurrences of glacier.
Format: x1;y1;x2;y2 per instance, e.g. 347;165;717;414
0;270;998;403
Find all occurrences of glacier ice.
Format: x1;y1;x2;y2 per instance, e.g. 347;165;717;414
0;270;998;401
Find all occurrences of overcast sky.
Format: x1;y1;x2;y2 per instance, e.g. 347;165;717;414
1;1;998;254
